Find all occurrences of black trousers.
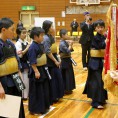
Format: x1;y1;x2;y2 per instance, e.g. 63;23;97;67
81;42;91;68
71;29;77;36
0;86;25;118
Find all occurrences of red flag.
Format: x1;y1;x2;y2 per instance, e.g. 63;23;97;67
104;26;111;74
116;8;118;69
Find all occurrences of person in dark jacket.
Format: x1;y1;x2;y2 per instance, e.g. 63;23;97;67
17;20;23;29
83;19;108;109
70;19;79;35
79;11;94;70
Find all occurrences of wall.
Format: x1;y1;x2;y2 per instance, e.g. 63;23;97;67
39;0;66;32
0;0;116;32
0;0;40;26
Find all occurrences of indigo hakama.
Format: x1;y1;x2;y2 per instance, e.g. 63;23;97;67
0;39;25;118
43;34;64;103
28;41;50;114
83;33;108;107
59;40;76;92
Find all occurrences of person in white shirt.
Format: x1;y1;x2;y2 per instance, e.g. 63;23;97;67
15;27;30;100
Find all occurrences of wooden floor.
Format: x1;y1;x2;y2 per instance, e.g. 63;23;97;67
24;41;118;118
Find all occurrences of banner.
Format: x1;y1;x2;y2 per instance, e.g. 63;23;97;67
103;4;118;97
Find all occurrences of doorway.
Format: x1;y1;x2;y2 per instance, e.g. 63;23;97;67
20;12;39;30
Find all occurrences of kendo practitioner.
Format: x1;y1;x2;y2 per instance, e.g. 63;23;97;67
42;20;64;103
0;17;25;118
28;27;51;115
15;27;30;100
59;29;76;94
83;19;108;109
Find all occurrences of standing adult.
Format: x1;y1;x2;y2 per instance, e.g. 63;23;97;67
70;19;79;35
79;11;94;70
17;20;23;29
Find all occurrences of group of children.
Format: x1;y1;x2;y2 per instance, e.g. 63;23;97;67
0;17;108;117
15;20;76;115
16;18;108;112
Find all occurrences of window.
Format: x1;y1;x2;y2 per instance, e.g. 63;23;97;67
100;0;110;2
77;0;100;5
70;0;77;3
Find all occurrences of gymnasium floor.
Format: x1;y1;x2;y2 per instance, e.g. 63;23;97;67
24;41;118;118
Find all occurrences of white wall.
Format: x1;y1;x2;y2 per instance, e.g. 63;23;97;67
34;17;55;29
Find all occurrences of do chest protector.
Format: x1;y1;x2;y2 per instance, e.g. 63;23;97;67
50;43;57;53
0;44;18;77
37;54;47;66
0;57;18;77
